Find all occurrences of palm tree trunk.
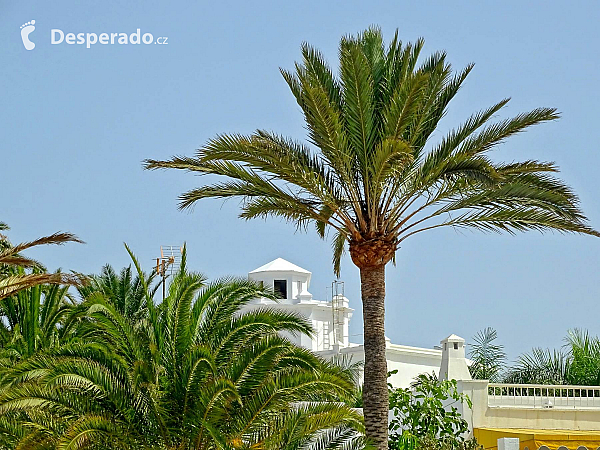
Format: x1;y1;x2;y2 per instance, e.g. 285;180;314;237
360;264;388;450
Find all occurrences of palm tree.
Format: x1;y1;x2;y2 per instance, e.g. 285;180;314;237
468;327;506;382
504;347;570;385
504;329;600;385
144;28;598;447
0;223;84;300
0;248;364;449
565;329;600;385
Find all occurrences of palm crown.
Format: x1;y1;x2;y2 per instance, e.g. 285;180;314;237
146;28;597;275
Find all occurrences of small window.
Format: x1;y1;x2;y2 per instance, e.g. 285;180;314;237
274;280;287;299
258;281;264;289
453;342;458;350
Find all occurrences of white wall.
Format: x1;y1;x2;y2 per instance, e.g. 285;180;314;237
239;301;351;352
317;342;442;389
456;380;600;434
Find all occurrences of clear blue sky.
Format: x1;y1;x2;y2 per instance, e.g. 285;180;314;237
2;1;599;362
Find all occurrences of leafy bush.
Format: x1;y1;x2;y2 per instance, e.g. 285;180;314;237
388;372;481;450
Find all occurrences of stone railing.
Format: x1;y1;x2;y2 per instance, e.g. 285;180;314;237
488;383;600;409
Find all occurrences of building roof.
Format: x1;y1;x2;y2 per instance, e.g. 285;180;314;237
249;258;311;275
441;334;465;342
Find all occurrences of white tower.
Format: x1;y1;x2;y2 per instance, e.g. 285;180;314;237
438;334;472;381
246;258;353;352
248;257;313;303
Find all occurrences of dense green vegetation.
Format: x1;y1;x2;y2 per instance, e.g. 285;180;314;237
0;229;366;449
469;327;600;385
146;27;598;448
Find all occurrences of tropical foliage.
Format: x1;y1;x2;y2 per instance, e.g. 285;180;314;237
145;27;598;448
0;243;367;449
505;329;600;385
468;327;506;382
0;282;75;367
388;372;480;450
76;262;158;323
469;328;600;386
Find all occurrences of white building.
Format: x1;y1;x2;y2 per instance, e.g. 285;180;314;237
246;257;446;389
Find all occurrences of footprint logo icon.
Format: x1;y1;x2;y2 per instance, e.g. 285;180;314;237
20;20;36;50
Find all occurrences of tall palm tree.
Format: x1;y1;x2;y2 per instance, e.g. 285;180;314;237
0;223;84;300
0;248;364;449
144;28;598;447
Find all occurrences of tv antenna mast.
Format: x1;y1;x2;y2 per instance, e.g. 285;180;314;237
330;280;345;348
155;245;183;300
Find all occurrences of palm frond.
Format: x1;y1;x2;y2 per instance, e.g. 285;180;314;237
505;348;569;384
0;273;86;301
0;233;84;265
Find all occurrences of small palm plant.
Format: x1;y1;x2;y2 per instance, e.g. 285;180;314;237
145;28;598;447
565;329;600;385
468;327;506;382
505;329;600;385
504;347;570;385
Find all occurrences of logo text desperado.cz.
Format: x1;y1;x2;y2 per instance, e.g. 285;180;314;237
51;29;167;48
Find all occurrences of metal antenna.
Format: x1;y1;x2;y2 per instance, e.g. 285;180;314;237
155;245;183;300
331;280;345;348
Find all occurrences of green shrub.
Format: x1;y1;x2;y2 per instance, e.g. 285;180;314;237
388;372;481;450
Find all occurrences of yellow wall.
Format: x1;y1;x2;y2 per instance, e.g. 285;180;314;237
474;428;600;450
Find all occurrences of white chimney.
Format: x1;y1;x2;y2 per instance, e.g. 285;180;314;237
438;334;471;381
